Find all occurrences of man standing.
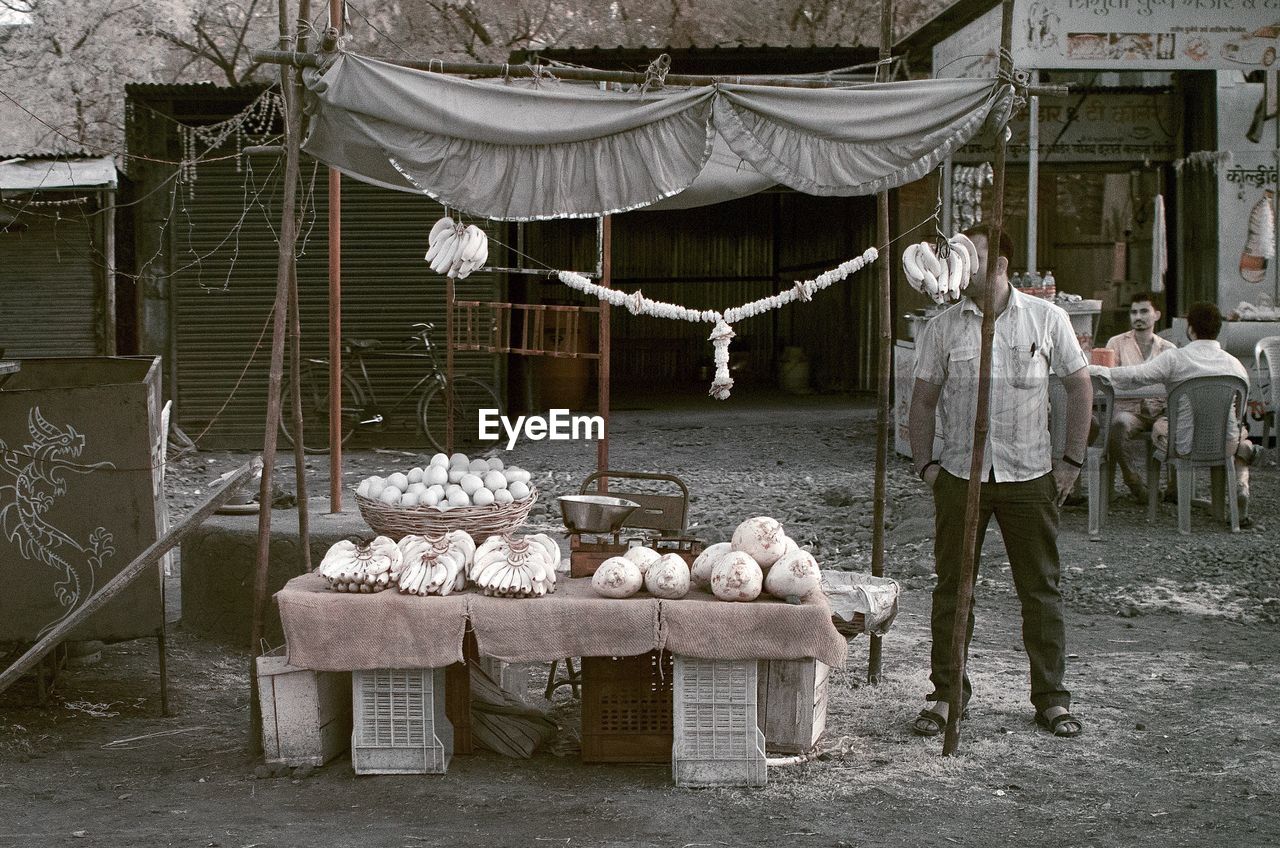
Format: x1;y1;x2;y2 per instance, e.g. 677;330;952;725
909;229;1092;739
1105;293;1177;501
1092;302;1265;527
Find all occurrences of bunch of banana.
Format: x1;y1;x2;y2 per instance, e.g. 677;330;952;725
901;232;979;304
425;216;489;279
395;530;475;596
469;533;560;598
317;536;402;593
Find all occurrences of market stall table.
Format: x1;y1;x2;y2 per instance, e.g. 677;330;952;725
274;573;849;784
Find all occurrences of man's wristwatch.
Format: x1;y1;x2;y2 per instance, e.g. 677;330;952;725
918;460;941;480
1061;455;1084;469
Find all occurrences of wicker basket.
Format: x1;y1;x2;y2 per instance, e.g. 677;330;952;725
355;487;537;540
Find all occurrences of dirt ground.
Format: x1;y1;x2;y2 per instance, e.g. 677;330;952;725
3;390;1279;847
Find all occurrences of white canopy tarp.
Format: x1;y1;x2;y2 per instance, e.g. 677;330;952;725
302;53;1013;220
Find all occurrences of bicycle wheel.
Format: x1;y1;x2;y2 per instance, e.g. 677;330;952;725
418;376;503;454
280;366;363;453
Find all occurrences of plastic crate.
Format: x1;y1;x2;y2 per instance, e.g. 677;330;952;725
580;651;674;763
672;657;767;787
351;668;453;775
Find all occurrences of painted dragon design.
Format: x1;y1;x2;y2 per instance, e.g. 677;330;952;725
0;408;116;639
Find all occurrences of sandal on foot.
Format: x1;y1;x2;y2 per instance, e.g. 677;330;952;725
1035;709;1083;738
911;706;969;737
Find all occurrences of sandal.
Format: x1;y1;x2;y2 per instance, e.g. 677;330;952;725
1035;709;1083;738
910;705;969;737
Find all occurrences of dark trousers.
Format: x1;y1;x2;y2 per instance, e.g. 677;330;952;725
929;469;1070;713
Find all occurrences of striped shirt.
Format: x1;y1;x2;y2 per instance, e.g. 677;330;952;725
914;287;1088;482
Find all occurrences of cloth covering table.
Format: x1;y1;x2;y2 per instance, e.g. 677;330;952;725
276;573;848;671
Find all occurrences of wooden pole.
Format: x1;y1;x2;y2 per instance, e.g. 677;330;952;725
252;0;304;756
943;0;1015;757
868;0;894;685
291;0;312;572
103;189;117;356
597;215;611;491
328;0;344;513
446;274;455;453
0;460;260;697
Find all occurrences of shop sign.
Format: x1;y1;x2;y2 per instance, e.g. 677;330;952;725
1218;152;1279;310
952;90;1179;162
1012;0;1280;70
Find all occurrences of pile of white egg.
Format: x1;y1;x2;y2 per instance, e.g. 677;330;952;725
357;452;533;510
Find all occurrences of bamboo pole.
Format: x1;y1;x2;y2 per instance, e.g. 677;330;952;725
251;0;304;755
597;214;611;490
868;0;894;685
290;0;312;573
328;0;344;513
943;0;1015;757
250;48;1068;97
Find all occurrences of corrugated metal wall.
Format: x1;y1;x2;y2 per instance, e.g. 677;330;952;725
171;156;501;448
0;206;102;356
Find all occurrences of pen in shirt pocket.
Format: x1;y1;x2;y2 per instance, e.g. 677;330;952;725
1030;342;1037;357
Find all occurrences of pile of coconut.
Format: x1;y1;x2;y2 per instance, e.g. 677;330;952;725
589;516;819;603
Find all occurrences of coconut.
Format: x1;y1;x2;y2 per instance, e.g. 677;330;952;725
645;553;691;599
591;556;643;598
691;542;732;589
711;551;763;602
731;516;788;569
763;550;821;600
623;546;662;575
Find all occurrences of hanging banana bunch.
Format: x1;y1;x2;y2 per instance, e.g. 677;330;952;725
426;216;489;279
901;232;980;304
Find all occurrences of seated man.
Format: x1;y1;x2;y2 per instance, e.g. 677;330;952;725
1092;302;1265;526
1105;293;1177;501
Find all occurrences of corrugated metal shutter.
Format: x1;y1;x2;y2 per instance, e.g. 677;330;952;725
171;155;501;448
0;210;102;356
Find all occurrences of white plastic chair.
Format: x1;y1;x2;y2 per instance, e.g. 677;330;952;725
1145;375;1249;534
1255;335;1280;451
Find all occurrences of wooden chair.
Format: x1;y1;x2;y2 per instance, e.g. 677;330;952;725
1048;374;1113;538
1255;336;1280;451
1145;375;1249;534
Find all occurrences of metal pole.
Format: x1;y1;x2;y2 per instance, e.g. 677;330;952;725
941;158;954;236
1273;70;1279;306
943;0;1014;757
1027;70;1040;277
597;215;612;490
328;0;343;513
868;0;894;685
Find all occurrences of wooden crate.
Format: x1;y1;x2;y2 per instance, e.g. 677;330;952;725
256;650;352;767
581;651;674;763
756;659;829;754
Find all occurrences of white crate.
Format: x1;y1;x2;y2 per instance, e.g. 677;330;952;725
757;659;829;754
351;668;453;775
256;650;351;767
672;657;767;788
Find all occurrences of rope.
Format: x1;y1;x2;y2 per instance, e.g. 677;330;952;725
640;53;671;93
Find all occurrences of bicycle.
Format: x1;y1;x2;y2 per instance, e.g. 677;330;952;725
280;322;502;454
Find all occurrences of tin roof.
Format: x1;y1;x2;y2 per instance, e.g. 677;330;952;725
0;155;117;190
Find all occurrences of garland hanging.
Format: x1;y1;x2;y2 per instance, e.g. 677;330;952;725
558;247;879;399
